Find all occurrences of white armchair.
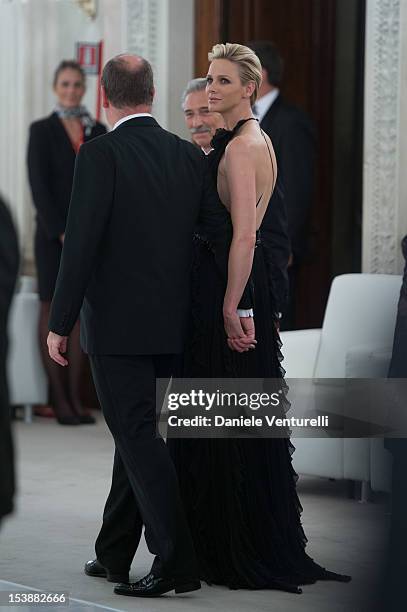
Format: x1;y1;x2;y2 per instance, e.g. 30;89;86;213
18;275;38;293
280;273;401;495
6;281;47;423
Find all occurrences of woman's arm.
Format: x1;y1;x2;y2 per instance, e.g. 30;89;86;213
223;137;257;351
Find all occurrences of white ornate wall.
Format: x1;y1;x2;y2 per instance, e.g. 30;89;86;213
0;0;124;267
3;0;405;277
124;0;194;138
363;0;407;273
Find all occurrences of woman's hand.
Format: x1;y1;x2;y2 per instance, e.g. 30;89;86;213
240;316;256;343
223;310;256;352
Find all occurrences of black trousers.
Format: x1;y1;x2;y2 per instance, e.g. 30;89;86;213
89;353;198;581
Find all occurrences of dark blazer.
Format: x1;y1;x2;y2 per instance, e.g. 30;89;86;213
0;197;19;521
27;112;106;241
49;116;229;355
388;236;407;379
260;174;290;315
261;94;316;262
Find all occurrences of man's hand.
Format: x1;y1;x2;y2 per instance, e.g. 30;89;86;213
223;311;256;352
47;332;68;366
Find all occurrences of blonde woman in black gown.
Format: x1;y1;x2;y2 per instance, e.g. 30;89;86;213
168;43;351;593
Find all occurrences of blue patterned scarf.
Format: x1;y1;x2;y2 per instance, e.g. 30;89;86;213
54;104;96;136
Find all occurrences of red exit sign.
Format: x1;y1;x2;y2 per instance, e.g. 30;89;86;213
76;42;102;75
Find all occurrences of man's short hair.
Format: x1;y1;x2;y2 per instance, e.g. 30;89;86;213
181;77;207;109
101;55;154;108
247;41;284;87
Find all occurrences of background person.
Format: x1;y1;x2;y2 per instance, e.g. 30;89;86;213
249;40;316;330
379;235;407;610
27;60;106;425
0;196;19;527
182;77;224;154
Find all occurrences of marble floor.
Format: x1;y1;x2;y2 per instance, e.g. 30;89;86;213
0;417;390;612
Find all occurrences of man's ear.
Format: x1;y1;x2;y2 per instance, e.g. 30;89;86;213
101;85;109;109
262;67;268;85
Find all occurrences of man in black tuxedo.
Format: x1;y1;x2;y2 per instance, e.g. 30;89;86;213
379;236;407;610
47;54;243;598
0;196;19;527
249;41;316;329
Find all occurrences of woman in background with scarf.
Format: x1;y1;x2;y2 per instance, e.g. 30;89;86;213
27;60;106;425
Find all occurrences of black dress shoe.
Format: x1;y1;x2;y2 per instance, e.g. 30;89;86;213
57;415;80;425
78;414;96;424
114;572;201;598
84;559;129;583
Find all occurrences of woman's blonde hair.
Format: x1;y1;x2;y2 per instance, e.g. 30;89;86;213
208;43;262;105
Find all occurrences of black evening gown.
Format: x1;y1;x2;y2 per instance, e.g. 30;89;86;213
167;119;351;593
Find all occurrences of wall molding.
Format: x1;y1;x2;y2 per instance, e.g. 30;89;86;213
125;0;193;136
363;0;401;273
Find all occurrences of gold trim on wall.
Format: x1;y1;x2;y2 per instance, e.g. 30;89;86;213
75;0;97;19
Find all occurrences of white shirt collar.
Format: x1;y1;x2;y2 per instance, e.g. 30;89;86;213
253;88;280;122
113;113;153;130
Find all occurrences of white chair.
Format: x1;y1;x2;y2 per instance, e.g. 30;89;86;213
18;275;37;293
345;345;393;493
280;273;401;496
7;291;47;423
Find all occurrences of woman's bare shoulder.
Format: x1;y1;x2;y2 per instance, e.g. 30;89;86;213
224;134;256;162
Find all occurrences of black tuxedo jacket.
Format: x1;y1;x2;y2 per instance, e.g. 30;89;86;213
261;94;316;263
0;197;19;520
49;116;231;355
27;113;106;241
260;173;290;315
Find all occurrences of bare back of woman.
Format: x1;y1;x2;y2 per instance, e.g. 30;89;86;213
217;119;277;231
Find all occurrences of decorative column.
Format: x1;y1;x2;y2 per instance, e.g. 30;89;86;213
125;0;194;139
363;0;407;274
0;0;29;255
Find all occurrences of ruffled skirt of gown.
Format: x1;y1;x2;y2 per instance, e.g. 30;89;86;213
167;237;351;592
